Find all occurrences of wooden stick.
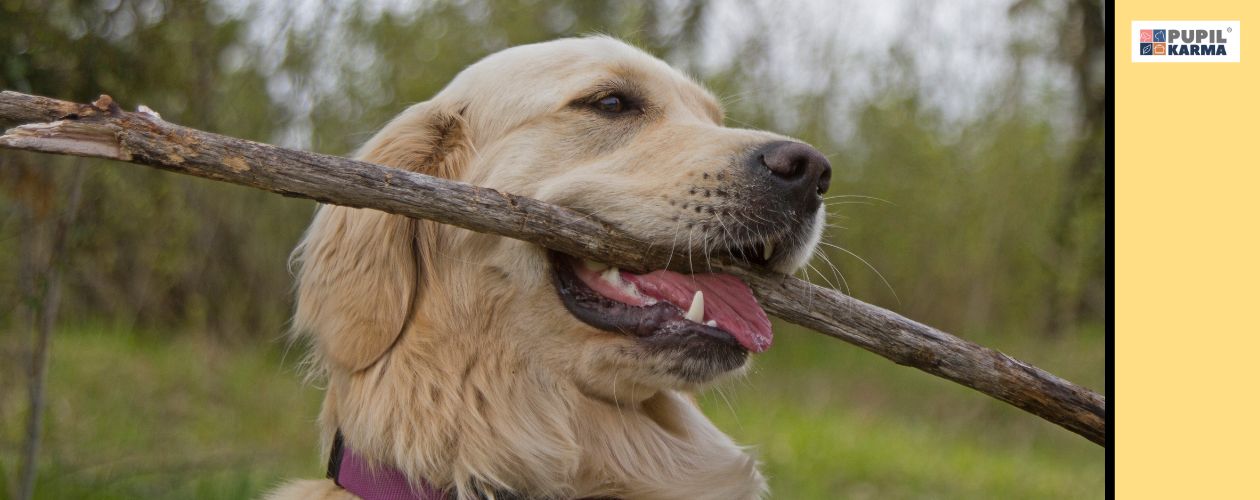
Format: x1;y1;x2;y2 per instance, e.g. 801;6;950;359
0;90;1106;445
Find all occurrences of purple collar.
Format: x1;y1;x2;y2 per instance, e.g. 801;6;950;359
327;430;621;499
328;431;447;500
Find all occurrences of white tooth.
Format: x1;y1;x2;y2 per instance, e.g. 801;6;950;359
705;320;717;327
600;266;650;302
584;259;609;272
685;291;705;322
763;241;775;261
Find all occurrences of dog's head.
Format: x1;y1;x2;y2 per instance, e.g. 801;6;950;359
294;36;830;405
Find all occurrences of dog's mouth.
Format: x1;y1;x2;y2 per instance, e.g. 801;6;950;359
549;252;772;353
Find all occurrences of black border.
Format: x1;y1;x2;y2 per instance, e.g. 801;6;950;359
1105;0;1116;496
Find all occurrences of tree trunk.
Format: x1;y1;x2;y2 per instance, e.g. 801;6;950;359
16;162;86;500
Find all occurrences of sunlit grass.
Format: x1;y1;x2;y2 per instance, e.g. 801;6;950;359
0;324;1103;499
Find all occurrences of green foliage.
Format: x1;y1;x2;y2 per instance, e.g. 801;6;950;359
1;0;306;337
1;0;1104;338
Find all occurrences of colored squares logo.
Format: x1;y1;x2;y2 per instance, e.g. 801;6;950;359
1139;29;1166;56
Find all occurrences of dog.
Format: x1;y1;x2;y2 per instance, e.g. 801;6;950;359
267;36;831;500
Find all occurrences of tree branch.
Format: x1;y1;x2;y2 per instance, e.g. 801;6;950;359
0;90;1106;445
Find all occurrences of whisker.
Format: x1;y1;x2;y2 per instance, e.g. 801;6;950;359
713;213;750;267
804;261;840;292
686;226;696;275
714;385;742;432
613;365;629;434
818;241;900;304
557;204;617;228
700;224;714;273
823;194;894;205
664;218;684;271
813;248;851;296
722;115;762;129
798;266;817;310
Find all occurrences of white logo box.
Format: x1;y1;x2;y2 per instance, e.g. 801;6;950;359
1132;20;1241;63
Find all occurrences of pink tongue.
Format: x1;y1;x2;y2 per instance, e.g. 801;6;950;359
623;271;773;353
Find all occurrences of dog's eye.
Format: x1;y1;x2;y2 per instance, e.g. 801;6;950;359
576;91;641;116
595;95;625;113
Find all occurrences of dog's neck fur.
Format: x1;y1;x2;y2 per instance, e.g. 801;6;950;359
317;268;765;499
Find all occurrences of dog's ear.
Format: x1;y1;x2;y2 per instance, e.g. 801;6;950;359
292;101;471;371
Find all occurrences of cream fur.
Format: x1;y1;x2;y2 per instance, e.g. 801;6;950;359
272;36;825;500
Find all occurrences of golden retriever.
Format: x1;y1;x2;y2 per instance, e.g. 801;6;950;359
268;36;831;500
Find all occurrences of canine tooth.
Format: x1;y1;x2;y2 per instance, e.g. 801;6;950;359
584;259;609;272
685;291;704;322
705;320;717;327
763;241;775;260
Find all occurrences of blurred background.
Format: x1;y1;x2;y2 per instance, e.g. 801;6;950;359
0;0;1105;498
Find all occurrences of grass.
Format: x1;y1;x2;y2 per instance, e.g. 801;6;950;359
0;329;323;499
699;321;1105;498
0;324;1104;499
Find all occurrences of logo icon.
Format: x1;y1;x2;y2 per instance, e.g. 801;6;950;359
1140;43;1153;55
1154;43;1166;55
1153;29;1166;42
1140;30;1152;42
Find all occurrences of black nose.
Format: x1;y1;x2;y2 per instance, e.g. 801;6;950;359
749;141;831;211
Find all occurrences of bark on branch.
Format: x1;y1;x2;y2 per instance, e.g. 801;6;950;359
0;90;1106;445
